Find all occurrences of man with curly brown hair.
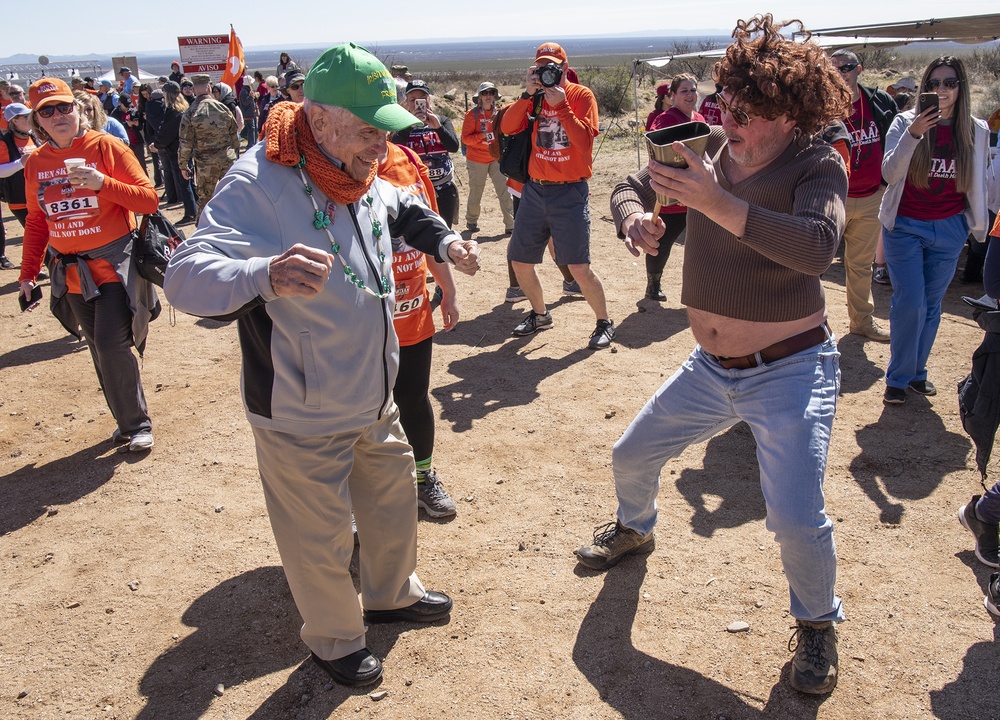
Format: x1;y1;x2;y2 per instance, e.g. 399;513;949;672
576;15;851;695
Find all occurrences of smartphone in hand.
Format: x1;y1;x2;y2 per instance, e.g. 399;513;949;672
918;93;939;114
19;285;42;312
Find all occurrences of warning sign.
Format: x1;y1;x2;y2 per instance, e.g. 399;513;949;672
177;35;229;75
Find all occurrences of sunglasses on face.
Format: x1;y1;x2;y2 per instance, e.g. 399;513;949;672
37;103;76;118
9;90;24;96
835;63;859;74
289;82;304;91
925;77;960;90
716;95;751;127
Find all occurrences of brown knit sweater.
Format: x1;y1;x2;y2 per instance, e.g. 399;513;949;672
610;127;847;322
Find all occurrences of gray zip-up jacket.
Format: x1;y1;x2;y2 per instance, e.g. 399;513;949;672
163;142;460;436
878;110;990;241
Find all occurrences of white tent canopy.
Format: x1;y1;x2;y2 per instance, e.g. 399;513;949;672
95;67;159;83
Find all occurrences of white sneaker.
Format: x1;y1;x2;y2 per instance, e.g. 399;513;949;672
129;431;154;451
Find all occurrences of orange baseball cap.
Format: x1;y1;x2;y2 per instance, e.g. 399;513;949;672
536;42;567;65
29;77;75;110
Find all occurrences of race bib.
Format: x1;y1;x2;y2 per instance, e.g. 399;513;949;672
393;283;424;320
42;181;100;222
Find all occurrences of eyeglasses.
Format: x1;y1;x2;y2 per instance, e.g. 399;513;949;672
289;82;304;91
9;89;24;96
37;103;76;118
716;95;751;127
835;63;859;74
925;77;960;90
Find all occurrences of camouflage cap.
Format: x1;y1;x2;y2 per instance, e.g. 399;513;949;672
191;73;212;85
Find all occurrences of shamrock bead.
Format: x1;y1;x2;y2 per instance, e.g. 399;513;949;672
313;211;331;230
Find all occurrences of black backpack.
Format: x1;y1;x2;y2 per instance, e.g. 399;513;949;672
133;212;186;287
495;95;541;184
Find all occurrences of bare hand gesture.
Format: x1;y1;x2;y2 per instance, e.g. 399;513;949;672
524;66;543;96
68;165;105;192
447;240;481;276
621;212;666;257
20;281;41;311
543;85;566;107
909;106;940;137
268;244;334;297
647;143;720;213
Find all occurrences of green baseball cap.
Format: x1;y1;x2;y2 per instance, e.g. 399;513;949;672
305;43;420;131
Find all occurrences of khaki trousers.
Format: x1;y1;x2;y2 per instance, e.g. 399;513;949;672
466;159;514;230
843;187;885;330
252;406;425;661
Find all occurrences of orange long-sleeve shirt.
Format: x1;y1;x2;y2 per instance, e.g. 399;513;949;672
461;106;499;165
378;142;439;347
20;130;158;292
499;83;599;183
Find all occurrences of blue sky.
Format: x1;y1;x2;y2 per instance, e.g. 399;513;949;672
7;1;991;56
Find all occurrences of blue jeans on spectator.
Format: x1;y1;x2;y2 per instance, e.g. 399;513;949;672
883;213;967;389
242;115;258;147
612;338;844;623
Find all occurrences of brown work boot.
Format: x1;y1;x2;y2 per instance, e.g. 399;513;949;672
574;520;654;570
788;620;839;694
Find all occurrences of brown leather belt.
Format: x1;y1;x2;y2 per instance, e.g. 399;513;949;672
709;323;830;370
533;179;578;186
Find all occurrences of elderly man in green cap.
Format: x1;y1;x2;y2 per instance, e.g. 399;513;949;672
178;73;240;222
164;44;480;687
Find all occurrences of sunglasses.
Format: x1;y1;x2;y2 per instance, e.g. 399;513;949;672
9;90;24;96
37;103;76;118
289;82;304;91
716;95;751;127
925;77;960;90
835;63;859;74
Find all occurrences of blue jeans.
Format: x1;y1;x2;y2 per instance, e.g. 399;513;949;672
883;213;967;388
612;338;844;623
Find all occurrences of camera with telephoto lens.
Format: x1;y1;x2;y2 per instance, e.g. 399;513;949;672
535;63;563;88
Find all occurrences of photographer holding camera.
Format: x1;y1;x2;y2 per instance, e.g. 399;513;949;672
390;80;461;227
500;42;614;350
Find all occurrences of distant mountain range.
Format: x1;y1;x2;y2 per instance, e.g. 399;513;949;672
1;32;732;66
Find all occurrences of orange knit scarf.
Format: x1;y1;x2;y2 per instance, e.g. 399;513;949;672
264;102;376;205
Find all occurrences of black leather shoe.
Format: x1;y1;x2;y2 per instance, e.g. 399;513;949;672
311;648;383;686
363;591;453;624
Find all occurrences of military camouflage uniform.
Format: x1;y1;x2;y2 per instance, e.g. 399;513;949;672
178;95;240;219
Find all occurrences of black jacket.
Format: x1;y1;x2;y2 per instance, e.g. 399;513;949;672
0;131;27;205
859;85;898;151
959;307;1000;482
154;107;184;154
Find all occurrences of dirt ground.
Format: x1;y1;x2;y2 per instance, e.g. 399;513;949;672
1;133;997;720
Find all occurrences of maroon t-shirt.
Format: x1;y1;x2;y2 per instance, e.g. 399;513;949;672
897;124;965;221
846;95;884;198
649;107;707;215
699;96;722;126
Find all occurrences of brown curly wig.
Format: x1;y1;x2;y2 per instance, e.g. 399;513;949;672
714;14;851;135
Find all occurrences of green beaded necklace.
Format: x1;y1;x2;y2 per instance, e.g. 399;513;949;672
295;154;391;299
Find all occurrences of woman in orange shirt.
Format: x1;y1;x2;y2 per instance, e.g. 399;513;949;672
19;78;160;452
461;82;514;234
379;141;460;518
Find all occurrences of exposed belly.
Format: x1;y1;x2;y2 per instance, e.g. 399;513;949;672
688;307;828;357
